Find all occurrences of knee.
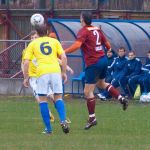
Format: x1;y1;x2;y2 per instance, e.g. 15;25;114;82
84;88;90;97
54;94;62;102
97;81;108;89
48;94;54;102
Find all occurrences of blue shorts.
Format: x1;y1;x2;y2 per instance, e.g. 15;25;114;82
85;56;108;84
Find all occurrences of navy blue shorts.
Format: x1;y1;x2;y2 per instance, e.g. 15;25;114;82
85;56;108;84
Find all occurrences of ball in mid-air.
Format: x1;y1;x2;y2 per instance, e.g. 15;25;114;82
30;13;44;26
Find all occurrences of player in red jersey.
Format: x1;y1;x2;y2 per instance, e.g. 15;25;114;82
65;11;128;130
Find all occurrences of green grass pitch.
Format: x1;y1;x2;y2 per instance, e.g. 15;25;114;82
0;96;150;150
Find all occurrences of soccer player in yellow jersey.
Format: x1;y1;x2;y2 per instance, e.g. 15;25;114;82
21;31;39;99
21;31;55;122
23;25;69;134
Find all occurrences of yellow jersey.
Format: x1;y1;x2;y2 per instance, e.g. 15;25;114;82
22;49;37;77
24;36;64;77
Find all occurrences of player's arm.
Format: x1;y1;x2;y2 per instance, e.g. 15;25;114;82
21;63;24;76
23;42;33;87
65;41;82;54
21;49;26;75
56;40;68;83
100;30;111;50
104;41;111;50
59;53;67;83
23;59;30;87
66;65;74;74
65;29;87;54
58;58;74;74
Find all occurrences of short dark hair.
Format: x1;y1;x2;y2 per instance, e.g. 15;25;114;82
129;50;136;55
35;24;47;37
118;47;126;52
81;11;92;25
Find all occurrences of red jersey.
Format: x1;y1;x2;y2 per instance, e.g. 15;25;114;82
77;25;109;66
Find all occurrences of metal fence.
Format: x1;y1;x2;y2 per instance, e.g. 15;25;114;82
0;40;84;79
0;39;148;78
0;39;84;94
0;40;29;78
0;39;148;95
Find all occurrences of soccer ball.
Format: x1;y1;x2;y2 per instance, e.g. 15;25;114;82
30;13;44;26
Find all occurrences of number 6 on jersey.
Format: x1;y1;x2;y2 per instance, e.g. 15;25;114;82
40;42;52;55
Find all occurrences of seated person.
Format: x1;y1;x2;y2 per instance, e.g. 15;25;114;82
138;51;150;94
110;47;128;89
98;47;128;100
97;49;116;100
142;71;150;93
139;71;150;102
120;51;142;97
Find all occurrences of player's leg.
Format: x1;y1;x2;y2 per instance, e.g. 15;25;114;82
138;75;146;94
96;56;128;110
97;79;128;110
84;83;97;129
50;73;69;134
30;77;55;123
36;74;52;134
29;77;40;102
142;74;150;94
83;65;98;130
47;89;55;122
119;76;130;97
62;83;71;124
128;75;139;97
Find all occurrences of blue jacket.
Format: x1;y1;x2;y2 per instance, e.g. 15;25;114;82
123;58;142;78
108;56;128;79
141;57;150;74
106;55;116;76
144;57;150;70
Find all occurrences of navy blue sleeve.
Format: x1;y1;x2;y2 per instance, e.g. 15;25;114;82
107;58;116;72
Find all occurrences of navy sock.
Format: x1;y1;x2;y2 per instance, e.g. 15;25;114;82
39;102;52;132
55;100;66;122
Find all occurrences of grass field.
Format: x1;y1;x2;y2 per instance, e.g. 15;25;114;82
0;96;150;150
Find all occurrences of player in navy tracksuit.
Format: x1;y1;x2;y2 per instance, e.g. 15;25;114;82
97;50;116;99
129;51;150;95
98;47;128;99
142;71;150;93
120;51;142;97
109;47;128;89
140;51;150;93
106;50;116;82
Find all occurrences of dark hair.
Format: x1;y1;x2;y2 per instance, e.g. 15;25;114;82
118;47;126;52
148;50;150;54
35;24;47;37
81;11;92;25
129;50;136;55
107;50;113;53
